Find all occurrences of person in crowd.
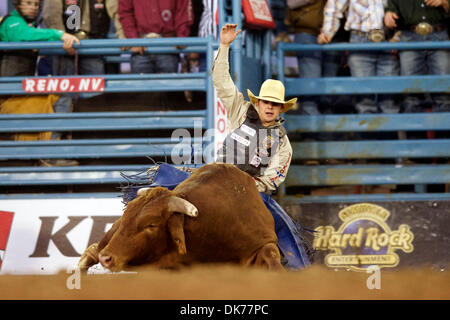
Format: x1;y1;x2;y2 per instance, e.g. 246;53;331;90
385;0;449;113
43;0;125;75
181;0;204;103
118;0;193;74
198;0;218;40
286;0;348;116
181;0;217;103
0;0;80;152
318;0;400;115
42;0;124;160
0;0;79;76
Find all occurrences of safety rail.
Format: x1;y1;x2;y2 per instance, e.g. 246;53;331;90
0;110;204;187
1;25;449;202
277;41;450;95
0;110;206;132
0;38;216;192
277;41;450;203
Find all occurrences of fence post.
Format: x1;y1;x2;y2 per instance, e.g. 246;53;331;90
205;36;216;164
277;42;285;83
231;0;243;91
264;30;272;79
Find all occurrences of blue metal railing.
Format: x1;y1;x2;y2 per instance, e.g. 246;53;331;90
1;1;449;201
0;36;219;139
277;41;450;95
276;40;450;202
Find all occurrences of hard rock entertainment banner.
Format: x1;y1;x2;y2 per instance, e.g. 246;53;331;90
284;201;450;271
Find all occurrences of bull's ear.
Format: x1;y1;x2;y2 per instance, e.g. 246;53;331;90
167;213;187;255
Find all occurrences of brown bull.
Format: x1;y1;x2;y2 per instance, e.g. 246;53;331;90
78;163;284;272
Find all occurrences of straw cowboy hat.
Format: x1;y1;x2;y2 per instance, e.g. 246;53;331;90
247;79;297;113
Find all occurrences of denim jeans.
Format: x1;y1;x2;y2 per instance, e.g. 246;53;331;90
399;30;450;113
130;54;179;74
348;32;400;114
50;56;105;140
53;55;105;76
294;32;342;115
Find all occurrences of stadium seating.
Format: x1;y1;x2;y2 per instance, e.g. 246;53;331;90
0;1;448;203
277;41;450;202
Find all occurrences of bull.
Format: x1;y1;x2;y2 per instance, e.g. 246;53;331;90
78;163;284;271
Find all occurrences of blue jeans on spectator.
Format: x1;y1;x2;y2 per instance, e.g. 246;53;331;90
199;53;207;72
51;56;105;140
348;32;400;114
294;32;341;115
54;55;105;76
131;54;179;74
399;30;450;113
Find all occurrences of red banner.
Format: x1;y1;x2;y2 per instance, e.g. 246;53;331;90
0;211;14;271
242;0;275;29
22;77;105;93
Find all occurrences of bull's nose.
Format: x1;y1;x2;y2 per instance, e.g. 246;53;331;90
99;253;114;269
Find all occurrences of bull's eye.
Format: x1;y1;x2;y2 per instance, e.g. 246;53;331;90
145;223;159;230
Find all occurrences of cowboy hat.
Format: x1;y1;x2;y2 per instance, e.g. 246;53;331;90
247;79;297;113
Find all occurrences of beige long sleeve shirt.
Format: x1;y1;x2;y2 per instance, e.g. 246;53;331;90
43;0;125;39
212;44;293;193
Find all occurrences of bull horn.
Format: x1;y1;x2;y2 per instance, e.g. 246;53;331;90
137;188;150;196
168;196;198;217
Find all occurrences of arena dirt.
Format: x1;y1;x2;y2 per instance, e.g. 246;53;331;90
0;265;448;300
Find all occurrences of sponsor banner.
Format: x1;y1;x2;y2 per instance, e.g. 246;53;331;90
0;198;122;274
0;211;14;271
22;77;105;93
284;201;450;271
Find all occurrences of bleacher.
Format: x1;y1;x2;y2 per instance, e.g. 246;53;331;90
277;41;450;203
0;0;449;204
0;37;214;195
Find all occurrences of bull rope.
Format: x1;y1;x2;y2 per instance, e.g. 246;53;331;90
119;157;195;205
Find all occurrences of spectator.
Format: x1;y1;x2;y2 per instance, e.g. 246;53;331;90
191;0;218;74
181;0;204;103
118;0;193;74
43;0;125;76
285;0;349;116
0;0;79;76
385;0;449;113
0;0;80;150
198;0;218;40
318;0;400;115
42;0;124;153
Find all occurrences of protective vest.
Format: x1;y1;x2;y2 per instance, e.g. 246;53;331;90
217;106;286;177
63;0;110;38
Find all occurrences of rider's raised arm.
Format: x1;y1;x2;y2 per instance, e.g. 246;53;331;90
211;24;247;129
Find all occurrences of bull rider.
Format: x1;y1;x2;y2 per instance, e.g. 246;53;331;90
212;23;312;269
